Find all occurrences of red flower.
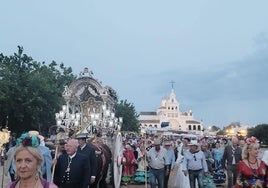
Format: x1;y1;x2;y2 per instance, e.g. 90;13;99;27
246;136;258;145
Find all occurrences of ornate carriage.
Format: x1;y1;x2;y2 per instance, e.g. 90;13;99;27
54;68;124;188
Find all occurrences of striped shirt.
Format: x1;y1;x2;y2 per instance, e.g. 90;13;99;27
147;146;170;169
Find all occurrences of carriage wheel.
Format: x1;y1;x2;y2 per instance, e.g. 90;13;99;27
113;132;123;188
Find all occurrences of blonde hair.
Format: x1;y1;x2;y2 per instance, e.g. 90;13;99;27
242;142;260;160
14;146;43;167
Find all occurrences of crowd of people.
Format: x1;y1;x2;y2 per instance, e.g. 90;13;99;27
119;133;268;188
1;130;268;188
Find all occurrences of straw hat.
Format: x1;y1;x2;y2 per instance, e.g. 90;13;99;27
75;133;88;139
29;130;40;137
29;130;44;141
154;139;161;145
188;140;199;146
164;140;172;146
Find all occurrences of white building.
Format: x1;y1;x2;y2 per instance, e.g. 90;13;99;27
139;88;203;135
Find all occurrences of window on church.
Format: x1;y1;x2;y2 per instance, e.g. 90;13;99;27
168;107;170;110
154;125;157;128
198;125;201;130
188;125;191;130
193;125;196;130
149;124;152;127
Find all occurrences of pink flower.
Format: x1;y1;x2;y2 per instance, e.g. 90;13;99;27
246;136;258;145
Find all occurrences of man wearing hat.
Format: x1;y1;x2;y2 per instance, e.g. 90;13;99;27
181;140;208;188
76;133;97;187
147;138;170;188
163;140;175;188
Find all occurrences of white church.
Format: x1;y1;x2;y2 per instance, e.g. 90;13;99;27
138;88;204;135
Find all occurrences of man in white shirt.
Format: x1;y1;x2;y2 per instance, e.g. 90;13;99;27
182;140;208;188
147;138;170;188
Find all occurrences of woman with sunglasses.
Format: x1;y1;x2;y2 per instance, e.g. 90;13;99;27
235;136;268;188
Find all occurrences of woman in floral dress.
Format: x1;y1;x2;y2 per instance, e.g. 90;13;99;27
235;136;268;188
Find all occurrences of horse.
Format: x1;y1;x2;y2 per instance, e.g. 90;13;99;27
89;136;113;188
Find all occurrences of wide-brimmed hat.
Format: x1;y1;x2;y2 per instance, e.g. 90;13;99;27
29;130;44;142
29;130;40;137
164;141;172;146
154;139;161;145
75;133;88;139
262;150;268;166
188;140;199;146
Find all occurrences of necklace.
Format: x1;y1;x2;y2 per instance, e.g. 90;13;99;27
248;158;257;164
247;159;259;177
66;157;72;172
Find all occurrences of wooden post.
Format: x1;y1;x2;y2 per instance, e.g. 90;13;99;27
51;145;58;183
51;132;66;182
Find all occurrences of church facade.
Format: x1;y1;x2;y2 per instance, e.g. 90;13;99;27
139;89;203;135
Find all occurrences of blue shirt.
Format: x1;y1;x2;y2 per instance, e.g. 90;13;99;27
212;148;223;161
39;145;52;181
166;148;175;169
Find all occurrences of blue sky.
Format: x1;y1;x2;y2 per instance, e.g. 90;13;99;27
1;1;268;128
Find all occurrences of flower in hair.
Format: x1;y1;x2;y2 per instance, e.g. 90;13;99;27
16;132;40;147
246;136;258;145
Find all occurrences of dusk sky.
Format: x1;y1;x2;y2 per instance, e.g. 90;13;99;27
1;1;268;128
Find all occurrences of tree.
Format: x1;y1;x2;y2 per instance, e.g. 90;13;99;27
114;100;139;132
0;46;76;134
247;124;268;145
210;125;221;132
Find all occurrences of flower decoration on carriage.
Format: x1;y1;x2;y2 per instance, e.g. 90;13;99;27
16;132;40;148
245;136;259;145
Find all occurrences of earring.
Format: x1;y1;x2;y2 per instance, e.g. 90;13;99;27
15;172;19;180
35;171;39;180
